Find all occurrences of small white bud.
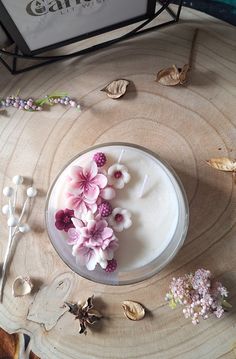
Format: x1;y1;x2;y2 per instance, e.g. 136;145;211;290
19;224;30;233
3;186;14;197
26;187;37;198
12;175;24;185
2;204;9;215
7;215;18;227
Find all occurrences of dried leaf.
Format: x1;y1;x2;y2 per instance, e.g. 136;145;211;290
221;299;232;309
101;79;129;99
206;158;236;172
122;300;145;321
156;64;190;86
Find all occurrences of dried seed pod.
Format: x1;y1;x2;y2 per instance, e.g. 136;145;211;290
206;158;236;172
66;295;102;335
101;79;130;99
122;300;145;321
12;276;33;297
156;64;190;86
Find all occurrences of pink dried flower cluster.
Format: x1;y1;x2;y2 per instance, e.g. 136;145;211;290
55;152;132;273
166;269;231;325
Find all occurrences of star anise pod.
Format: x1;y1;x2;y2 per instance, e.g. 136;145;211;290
65;295;102;335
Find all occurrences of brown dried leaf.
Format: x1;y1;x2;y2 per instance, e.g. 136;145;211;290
122;300;145;321
206;158;236;172
101;79;130;99
156;64;190;86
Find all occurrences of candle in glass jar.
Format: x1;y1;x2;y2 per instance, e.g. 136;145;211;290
46;143;188;281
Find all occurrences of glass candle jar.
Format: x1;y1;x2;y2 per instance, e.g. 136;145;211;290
45;143;189;285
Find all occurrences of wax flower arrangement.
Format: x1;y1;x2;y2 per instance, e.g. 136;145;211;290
165;268;231;325
55;152;132;272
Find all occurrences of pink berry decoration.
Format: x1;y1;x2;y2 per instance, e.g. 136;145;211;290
165;268;231;325
93;152;107;167
104;259;117;273
98;201;112;217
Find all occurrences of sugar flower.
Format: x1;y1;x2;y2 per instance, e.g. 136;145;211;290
55;208;75;232
66;190;97;214
72;218;118;270
67;218;84;245
165;268;231;325
107;163;130;189
108;208;132;232
68;161;107;201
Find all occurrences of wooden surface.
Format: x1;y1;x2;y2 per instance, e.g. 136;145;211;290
0;6;236;359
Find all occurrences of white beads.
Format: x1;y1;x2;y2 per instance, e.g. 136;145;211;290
3;186;14;197
26;187;37;198
2;204;9;215
19;224;30;233
7;215;18;227
12;175;24;185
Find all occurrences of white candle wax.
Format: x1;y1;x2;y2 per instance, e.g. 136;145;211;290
48;144;183;273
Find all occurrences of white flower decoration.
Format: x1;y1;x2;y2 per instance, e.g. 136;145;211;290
108;208;132;232
107;163;131;189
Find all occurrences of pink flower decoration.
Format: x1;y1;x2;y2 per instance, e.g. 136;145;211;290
79;219;114;248
67;218;84;245
66;190;97;214
55;208;75;232
72;218;118;270
68;161;107;201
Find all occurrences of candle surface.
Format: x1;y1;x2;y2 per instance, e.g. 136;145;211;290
49;145;179;272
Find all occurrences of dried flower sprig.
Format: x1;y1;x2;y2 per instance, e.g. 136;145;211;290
165;268;231;325
0;92;80;112
65;295;102;335
0;175;37;301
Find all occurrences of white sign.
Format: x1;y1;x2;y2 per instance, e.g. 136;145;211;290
1;0;152;53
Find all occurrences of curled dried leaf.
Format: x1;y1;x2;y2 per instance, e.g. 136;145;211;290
101;79;130;99
156;64;190;86
206;158;236;172
122;300;145;321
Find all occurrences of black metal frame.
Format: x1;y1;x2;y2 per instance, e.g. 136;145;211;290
0;0;183;75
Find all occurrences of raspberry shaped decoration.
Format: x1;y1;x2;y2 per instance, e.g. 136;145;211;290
93;152;107;167
104;259;117;273
98;201;112;217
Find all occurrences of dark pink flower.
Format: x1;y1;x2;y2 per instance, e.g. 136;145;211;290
69;161;107;201
55;209;75;232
